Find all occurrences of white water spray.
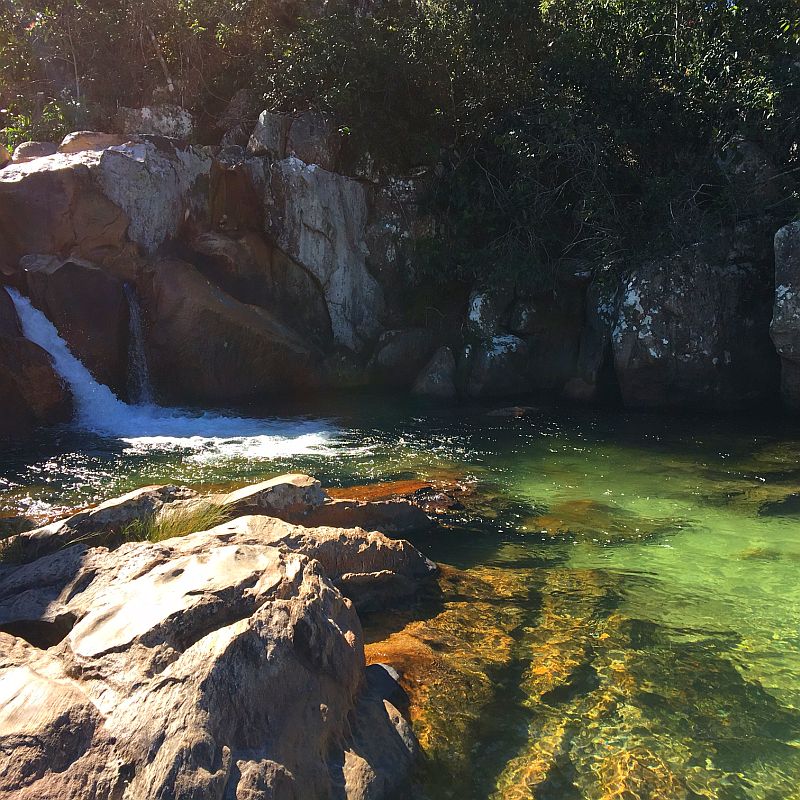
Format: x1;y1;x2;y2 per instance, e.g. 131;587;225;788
7;288;336;460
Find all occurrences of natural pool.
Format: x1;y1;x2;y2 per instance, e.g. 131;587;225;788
2;397;800;799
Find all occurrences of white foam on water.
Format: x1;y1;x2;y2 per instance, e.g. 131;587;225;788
8;289;337;460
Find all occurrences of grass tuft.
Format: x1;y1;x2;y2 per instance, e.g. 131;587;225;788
120;502;229;544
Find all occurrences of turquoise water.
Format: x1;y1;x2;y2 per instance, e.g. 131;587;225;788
3;398;800;798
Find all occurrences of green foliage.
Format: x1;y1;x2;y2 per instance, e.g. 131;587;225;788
1;0;797;283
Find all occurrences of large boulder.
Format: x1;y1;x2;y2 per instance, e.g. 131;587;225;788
466;335;531;397
771;222;800;407
266;157;385;352
0;151;129;269
612;233;778;410
144;258;322;402
11;141;57;162
413;346;458;399
118;104;196;139
508;283;585;393
57;131;129;154
95;139;211;254
22;255;129;393
221;473;327;518
0;287;72;438
248;109;343;172
0;522;417;798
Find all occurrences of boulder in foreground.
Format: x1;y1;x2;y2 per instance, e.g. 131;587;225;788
0;471;437;799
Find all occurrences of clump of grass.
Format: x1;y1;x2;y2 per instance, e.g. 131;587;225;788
0;502;229;566
120;502;229;545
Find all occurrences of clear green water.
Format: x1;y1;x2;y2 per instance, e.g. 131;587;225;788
3;397;800;799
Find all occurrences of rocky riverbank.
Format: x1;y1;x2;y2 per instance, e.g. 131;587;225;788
1;116;799;438
0;474;437;799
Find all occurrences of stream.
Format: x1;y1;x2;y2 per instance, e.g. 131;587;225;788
2;293;800;798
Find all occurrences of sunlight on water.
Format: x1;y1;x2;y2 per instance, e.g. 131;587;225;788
2;396;800;799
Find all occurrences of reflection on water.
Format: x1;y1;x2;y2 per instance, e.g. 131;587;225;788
2;398;800;798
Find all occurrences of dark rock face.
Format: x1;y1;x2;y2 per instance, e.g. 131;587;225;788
368;328;437;387
466;335;531;398
770;222;800;407
23;256;129;394
144;258;323;403
612;231;779;410
0;287;72;437
413;346;458;399
564;277;619;403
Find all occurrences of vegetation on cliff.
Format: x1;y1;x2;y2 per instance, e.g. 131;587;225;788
1;0;799;283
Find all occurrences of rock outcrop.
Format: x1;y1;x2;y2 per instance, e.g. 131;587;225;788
0;287;72;437
0;475;433;798
771;221;800;407
612;231;778;410
0;534;415;798
118;104;196;139
266;156;385;352
96;139;211;254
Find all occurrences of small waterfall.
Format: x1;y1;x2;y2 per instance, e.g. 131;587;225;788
124;283;154;405
7;288;336;457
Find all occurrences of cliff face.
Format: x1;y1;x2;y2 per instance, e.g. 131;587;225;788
0;115;794;432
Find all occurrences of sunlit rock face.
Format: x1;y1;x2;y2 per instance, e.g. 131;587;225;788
265;156;386;353
0;510;423;799
612;225;778;411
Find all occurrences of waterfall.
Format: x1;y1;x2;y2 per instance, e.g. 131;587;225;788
7;288;336;458
124;283;154;404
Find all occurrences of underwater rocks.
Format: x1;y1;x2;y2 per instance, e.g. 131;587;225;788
0;475;435;799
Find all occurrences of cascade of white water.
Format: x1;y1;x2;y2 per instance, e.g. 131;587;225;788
7;288;335;458
124;283;155;405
